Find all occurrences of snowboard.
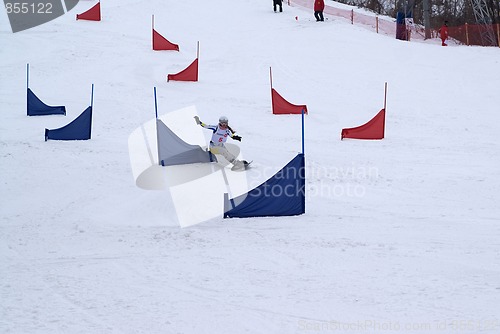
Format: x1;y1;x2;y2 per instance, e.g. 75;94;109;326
231;160;252;171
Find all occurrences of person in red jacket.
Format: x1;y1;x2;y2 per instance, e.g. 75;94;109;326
314;0;325;21
438;20;449;46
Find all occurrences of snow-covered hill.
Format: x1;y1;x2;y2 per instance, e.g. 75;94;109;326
1;0;499;332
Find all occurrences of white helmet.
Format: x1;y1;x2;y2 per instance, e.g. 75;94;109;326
219;116;228;124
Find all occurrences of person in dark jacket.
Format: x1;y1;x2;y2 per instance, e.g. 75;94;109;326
314;0;325;21
273;0;283;12
438;21;449;46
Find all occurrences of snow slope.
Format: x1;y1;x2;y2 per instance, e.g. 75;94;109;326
1;0;500;332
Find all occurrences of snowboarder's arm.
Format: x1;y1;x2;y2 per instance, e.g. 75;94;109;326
194;117;217;131
226;126;241;141
227;125;239;139
201;123;217;131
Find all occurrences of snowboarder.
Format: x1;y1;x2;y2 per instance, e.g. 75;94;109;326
273;0;283;13
438;20;449;46
314;0;325;21
194;115;245;169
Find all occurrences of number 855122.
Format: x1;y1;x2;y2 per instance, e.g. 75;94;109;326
5;2;53;14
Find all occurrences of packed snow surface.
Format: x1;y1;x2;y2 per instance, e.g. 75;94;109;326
1;0;499;332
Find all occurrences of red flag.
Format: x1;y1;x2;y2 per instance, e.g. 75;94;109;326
341;109;385;140
76;2;101;21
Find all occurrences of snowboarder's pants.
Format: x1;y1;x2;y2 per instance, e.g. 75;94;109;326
314;11;324;21
210;144;236;163
273;0;282;12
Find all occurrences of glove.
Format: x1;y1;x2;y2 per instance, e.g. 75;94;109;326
232;135;242;141
194;116;201;125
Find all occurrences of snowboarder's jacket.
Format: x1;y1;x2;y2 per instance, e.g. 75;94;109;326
314;0;325;11
200;122;237;147
439;24;448;40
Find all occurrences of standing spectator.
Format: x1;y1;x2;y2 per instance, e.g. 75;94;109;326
438;20;449;46
273;0;283;13
314;0;325;21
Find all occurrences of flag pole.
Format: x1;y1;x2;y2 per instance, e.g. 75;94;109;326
89;84;94;139
26;63;29;90
270;67;275;114
384;82;387;110
269;66;273;88
197;41;200;59
154;87;161;165
154;86;158;119
26;63;29;116
383;82;387;138
91;83;94;108
301;108;305;154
